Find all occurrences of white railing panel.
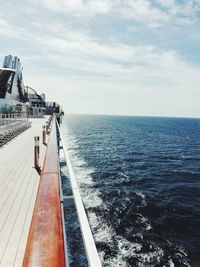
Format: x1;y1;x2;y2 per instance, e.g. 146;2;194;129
57;123;102;267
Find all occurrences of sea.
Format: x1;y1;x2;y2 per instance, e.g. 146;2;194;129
61;114;200;267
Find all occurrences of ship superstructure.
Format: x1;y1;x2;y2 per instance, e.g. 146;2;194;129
0;55;27;102
0;55;45;117
26;87;46;118
0;55;64;119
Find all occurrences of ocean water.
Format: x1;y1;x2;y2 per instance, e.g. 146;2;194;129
61;115;200;267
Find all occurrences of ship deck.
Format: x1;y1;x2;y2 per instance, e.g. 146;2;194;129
0;117;48;267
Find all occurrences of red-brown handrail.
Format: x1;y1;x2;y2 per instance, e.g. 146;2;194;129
23;118;66;267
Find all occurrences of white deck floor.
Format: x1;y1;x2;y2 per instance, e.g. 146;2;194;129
0;117;48;267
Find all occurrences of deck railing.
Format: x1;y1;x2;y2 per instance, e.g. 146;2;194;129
57;122;102;267
0;112;27;125
0;112;31;147
23;117;66;267
23;116;101;267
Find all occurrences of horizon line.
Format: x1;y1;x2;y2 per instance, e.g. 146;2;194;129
63;112;200;119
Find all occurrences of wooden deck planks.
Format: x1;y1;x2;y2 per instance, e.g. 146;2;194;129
0;117;48;267
13;177;39;267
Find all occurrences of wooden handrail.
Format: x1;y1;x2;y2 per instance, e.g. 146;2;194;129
23;118;66;267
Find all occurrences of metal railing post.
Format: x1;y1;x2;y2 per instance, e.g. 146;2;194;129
46;121;49;134
34;136;41;174
42;125;47;146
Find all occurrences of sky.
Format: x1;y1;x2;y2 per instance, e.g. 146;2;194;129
0;0;200;117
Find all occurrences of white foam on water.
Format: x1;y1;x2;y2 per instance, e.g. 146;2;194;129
86;206;157;266
163;258;175;267
135;213;152;231
87;212;151;267
67;148;103;207
136;192;147;206
62;126;103;209
117;237;143;255
137;247;164;265
103;254;128;267
91;217;114;243
165;241;191;266
102;236;146;267
73;163;94;186
178;246;188;257
119;172;130;183
136;192;145;199
174;248;190;267
83;190;103;208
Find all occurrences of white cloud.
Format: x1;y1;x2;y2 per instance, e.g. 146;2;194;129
18;21;200;96
2;15;198;89
0;12;32;39
28;0;200;27
116;0;169;24
156;0;175;8
156;0;200;24
0;17;8;27
32;0;112;16
27;22;199;116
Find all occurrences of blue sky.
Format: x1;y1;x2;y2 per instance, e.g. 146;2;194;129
0;0;200;117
